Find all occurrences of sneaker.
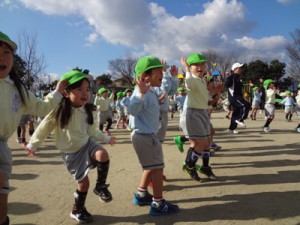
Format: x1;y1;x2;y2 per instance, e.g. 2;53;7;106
21;142;27;148
227;129;239;134
296;127;300;133
210;142;222;151
70;207;93;223
93;185;112;203
173;136;184;153
263;127;270;133
133;191;153;206
235;120;246;127
182;163;201;181
150;200;180;216
200;166;217;180
16;137;22;143
127;127;132;132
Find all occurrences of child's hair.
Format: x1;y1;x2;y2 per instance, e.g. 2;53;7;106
0;41;29;106
54;78;93;128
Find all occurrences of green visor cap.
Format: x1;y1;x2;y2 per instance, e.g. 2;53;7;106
187;53;206;66
263;79;275;89
98;87;108;95
124;88;132;94
177;87;185;92
0;31;17;51
252;86;259;91
135;56;165;77
285;90;292;95
117;92;124;99
60;70;86;86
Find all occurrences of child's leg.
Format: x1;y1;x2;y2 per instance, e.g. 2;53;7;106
28;120;35;136
0;194;8;225
150;169;163;199
122;116;127;128
106;118;112;131
92;148;112;202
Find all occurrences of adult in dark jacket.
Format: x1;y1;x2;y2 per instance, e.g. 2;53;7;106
225;63;251;133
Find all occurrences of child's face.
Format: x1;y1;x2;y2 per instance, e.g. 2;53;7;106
148;67;163;87
0;44;14;79
126;92;132;97
178;91;185;95
67;79;91;107
269;83;275;89
101;91;108;98
190;62;206;77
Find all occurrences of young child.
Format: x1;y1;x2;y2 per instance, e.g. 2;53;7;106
250;86;262;120
281;90;296;122
0;31;66;225
262;79;278;132
26;70;116;223
180;53;222;182
115;92;127;129
175;87;186;115
129;56;179;216
168;95;176;119
121;88;132;125
94;88;115;135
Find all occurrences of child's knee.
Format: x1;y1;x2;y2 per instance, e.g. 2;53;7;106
94;148;109;162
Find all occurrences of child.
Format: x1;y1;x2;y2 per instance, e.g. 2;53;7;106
26;70;116;223
281;90;296;122
249;86;262;120
115;92;127;129
0;31;66;225
129;56;179;216
121;88;132;125
175;87;186;115
262;79;278;132
94;88;115;135
180;53;222;182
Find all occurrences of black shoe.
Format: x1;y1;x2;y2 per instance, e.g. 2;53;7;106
200;166;217;180
182;164;201;181
70;207;93;223
93;184;112;202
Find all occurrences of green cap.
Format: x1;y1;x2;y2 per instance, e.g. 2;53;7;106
263;79;275;89
206;76;213;82
285;90;292;95
0;31;17;51
298;84;300;89
177;87;185;92
252;86;259;91
135;56;165;77
60;70;85;86
187;53;206;66
117;92;124;99
98;87;108;95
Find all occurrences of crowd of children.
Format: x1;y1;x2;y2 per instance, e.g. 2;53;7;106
2;30;300;224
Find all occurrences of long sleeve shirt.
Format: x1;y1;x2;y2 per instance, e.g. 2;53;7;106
265;89;279;104
253;92;262;103
185;72;209;109
128;87;160;134
175;95;186;110
281;96;296;106
0;77;62;139
27;107;110;153
94;93;114;112
225;73;243;99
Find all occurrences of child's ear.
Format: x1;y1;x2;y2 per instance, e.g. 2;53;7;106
63;90;69;97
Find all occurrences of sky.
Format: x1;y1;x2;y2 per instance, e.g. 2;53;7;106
1;0;300;81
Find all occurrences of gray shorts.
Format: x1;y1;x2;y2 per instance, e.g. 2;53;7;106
186;108;210;139
0;139;11;195
284;105;294;114
265;103;275;116
61;139;102;182
252;100;260;109
131;131;164;170
98;111;108;125
18;114;32;126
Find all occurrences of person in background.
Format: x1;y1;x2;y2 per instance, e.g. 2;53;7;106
249;86;261;120
281;90;296;122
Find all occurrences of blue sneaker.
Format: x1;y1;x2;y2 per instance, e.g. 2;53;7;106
150;200;180;216
133;192;153;206
210;142;222;151
174;136;184;153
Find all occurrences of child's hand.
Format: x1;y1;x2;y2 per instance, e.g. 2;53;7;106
25;149;36;157
161;60;168;72
109;136;116;146
180;57;189;72
135;73;151;94
56;80;68;95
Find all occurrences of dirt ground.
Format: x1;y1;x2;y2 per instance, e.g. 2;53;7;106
7;110;300;225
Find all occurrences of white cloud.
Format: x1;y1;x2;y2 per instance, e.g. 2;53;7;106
17;0;288;63
276;0;296;4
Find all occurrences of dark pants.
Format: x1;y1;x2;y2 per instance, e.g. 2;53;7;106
229;96;251;130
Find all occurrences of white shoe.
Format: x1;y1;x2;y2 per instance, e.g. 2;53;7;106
235;120;246;127
263;127;270;133
227;129;239;134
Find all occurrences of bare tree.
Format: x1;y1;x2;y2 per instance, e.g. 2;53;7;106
18;31;46;91
108;52;136;84
286;29;300;82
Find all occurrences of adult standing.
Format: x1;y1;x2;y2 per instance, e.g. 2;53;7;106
225;62;251;133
